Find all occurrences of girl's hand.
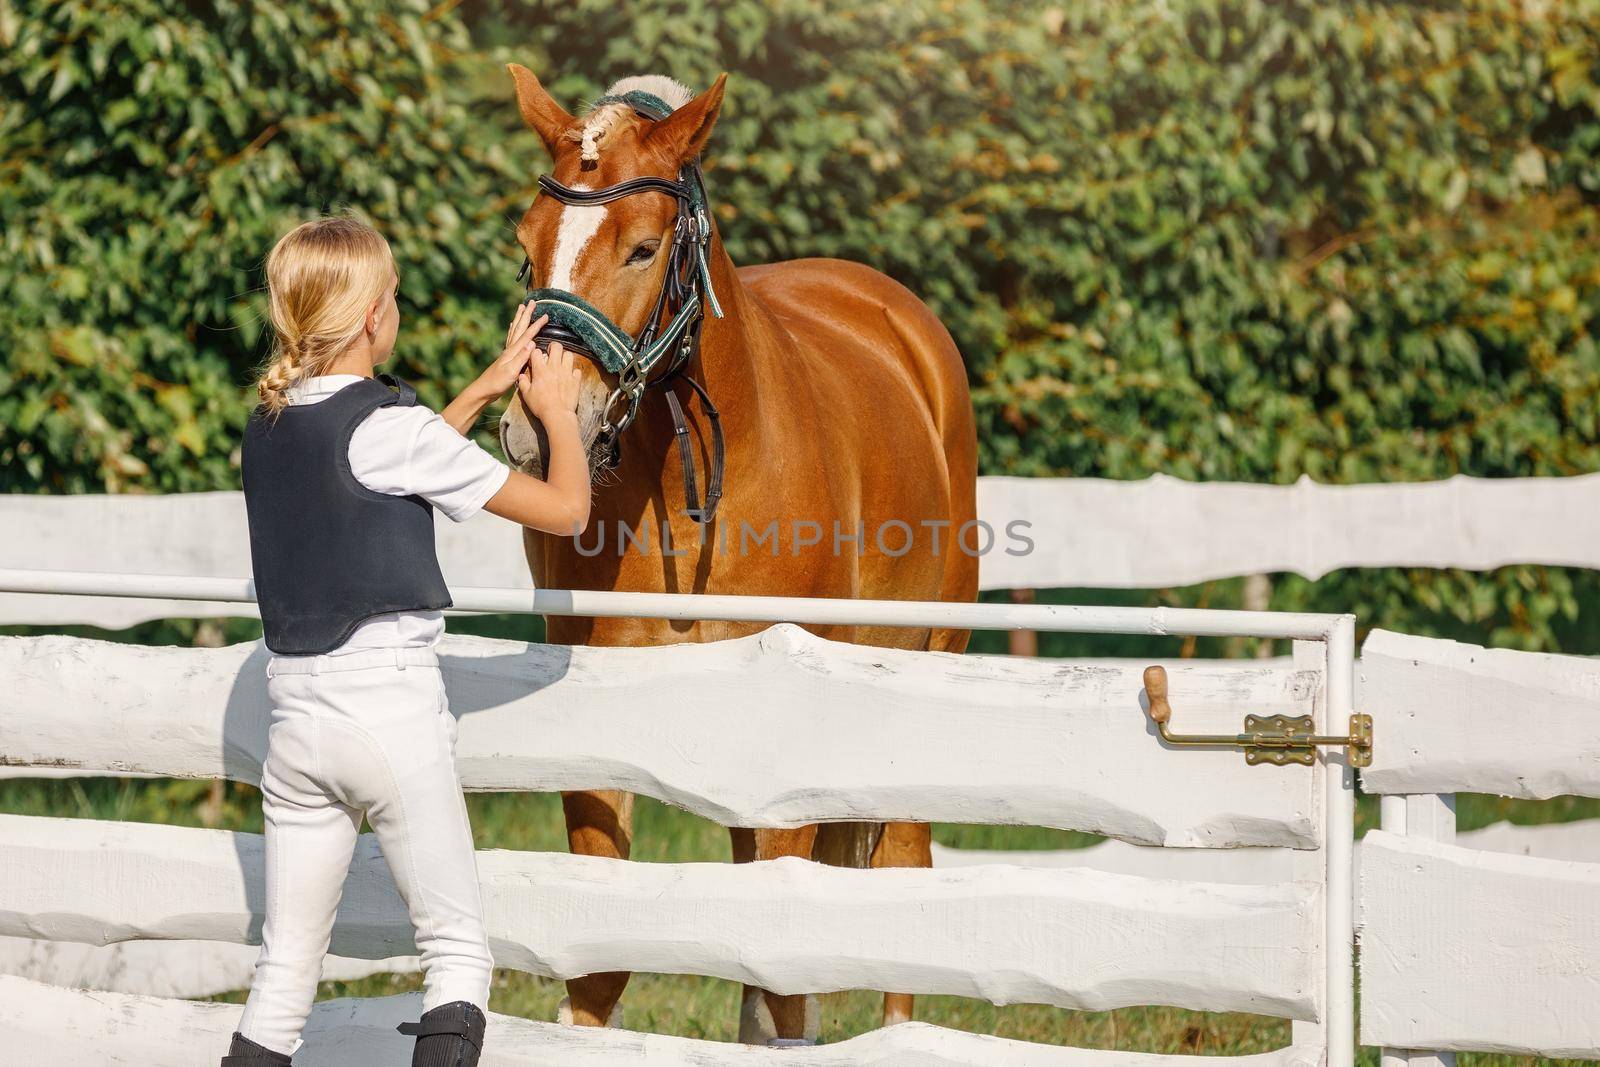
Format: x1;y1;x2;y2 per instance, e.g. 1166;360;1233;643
476;303;550;399
517;341;582;423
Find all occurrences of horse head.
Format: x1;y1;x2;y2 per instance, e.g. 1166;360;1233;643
498;66;727;481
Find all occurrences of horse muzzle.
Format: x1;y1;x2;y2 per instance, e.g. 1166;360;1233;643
498;375;611;480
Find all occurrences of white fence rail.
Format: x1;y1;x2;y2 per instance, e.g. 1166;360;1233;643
0;976;1326;1067
8;812;1596;1005
0;936;409;1001
0;568;1354;1067
929;815;1600;881
7;473;1600;626
0;628;1319;844
0;813;1320;1019
1359;627;1600;798
1359;831;1600;1059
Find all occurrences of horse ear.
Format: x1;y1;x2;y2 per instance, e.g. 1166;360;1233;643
646;73;727;163
507;63;575;158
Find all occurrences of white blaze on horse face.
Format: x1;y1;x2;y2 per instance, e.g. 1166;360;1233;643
549;184;605;291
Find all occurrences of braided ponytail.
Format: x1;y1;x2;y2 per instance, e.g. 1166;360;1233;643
256;339;306;414
256;217;396;415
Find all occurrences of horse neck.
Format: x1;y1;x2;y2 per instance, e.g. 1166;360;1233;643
681;231;778;431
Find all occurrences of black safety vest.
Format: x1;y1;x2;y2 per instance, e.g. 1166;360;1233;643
241;374;452;655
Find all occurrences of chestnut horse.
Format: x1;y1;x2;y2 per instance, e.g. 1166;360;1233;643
498;66;979;1044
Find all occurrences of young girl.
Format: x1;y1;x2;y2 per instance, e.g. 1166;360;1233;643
227;217;590;1066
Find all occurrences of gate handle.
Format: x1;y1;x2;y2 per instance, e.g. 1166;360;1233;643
1143;664;1174;725
1141;665;1372;768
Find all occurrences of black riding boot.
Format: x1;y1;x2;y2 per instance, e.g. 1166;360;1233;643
220;1031;292;1066
397;1000;487;1067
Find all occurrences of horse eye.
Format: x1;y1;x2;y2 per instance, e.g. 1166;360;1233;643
626;241;659;266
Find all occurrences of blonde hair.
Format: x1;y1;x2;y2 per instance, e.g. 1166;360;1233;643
255;217;396;414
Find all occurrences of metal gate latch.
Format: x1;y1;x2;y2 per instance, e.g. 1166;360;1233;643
1141;665;1373;768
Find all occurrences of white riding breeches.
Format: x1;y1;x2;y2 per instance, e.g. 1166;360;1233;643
237;646;493;1056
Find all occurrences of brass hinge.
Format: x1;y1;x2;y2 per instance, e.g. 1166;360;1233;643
1142;665;1372;768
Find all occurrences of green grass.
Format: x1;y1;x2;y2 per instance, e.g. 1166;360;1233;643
4;775;1596;1063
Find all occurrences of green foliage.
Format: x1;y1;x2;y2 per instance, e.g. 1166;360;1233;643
3;0;1599;646
0;0;527;492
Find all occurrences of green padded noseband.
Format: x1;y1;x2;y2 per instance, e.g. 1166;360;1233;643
519;288;639;376
519;280;709;379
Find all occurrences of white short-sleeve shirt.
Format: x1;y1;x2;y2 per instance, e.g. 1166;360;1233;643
282;374;510;652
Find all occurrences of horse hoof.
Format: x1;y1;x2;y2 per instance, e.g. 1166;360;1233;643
556;995;624;1028
738;989;819;1046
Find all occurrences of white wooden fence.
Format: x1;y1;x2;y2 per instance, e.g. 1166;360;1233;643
3;476;1599;1064
0;565;1356;1067
1357;629;1600;1062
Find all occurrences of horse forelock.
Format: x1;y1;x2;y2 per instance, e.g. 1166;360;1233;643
567;75;695;163
565;103;628;163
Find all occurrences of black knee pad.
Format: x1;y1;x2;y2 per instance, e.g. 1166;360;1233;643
220;1031;293;1066
398;1000;487;1067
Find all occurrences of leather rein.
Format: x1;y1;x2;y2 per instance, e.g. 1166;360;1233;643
516;93;725;526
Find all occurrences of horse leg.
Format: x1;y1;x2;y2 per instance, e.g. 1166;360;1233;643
730;825;820;1044
885;626;966;1025
559;789;633;1027
871;821;931;1026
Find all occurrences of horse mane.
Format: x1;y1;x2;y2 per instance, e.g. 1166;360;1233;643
568;75;696;162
